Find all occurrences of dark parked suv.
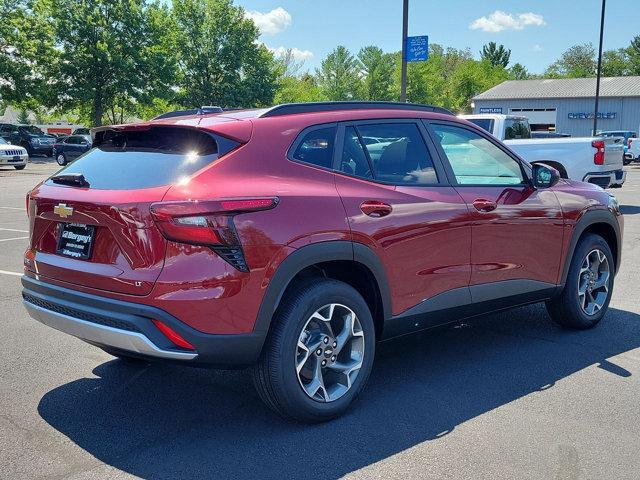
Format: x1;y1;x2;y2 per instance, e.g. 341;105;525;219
22;102;623;422
52;134;92;165
0;123;56;156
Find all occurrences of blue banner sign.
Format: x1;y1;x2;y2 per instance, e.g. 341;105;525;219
479;107;503;114
406;36;428;62
568;112;616;119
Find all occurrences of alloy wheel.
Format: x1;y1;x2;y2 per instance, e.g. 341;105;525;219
578;248;610;316
295;303;365;402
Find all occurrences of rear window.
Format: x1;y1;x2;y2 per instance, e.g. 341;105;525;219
504;118;531;139
467;118;494;134
47;127;232;190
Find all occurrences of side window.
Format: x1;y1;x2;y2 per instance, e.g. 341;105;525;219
504;118;531;139
291;126;336;169
431;124;525;186
343;122;438;185
66;136;78;144
340;127;373;178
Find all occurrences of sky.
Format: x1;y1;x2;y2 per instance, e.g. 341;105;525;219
238;0;637;74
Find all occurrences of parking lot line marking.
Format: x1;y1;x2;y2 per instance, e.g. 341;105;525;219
0;206;24;210
0;236;29;242
0;228;28;233
0;269;21;277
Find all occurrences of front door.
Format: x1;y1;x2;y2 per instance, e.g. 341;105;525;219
427;121;564;297
333;120;472;323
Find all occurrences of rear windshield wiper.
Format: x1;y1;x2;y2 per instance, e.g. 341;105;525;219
51;173;90;188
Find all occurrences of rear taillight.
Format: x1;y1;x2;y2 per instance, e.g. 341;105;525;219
592;140;605;165
152;319;195;350
25;192;29;217
150;198;278;272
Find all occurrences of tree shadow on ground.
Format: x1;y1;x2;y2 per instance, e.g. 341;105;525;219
38;304;640;480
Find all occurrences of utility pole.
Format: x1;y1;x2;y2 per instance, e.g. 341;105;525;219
593;0;606;135
400;0;409;102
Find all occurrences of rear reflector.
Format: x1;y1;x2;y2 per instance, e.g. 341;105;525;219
152;319;195;350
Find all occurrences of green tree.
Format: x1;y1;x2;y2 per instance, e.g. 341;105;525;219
274;74;321;104
172;0;279;108
627;35;640;74
602;49;630;76
448;60;509;112
17;107;30;124
0;0;56;107
480;42;511;68
509;63;529;80
316;46;361;100
545;43;596;78
357;46;395;100
46;0;177;126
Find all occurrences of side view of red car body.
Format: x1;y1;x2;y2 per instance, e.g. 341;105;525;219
22;102;623;421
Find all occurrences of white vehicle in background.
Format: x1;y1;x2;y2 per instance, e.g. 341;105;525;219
627;137;640;163
460;114;626;189
0;137;28;170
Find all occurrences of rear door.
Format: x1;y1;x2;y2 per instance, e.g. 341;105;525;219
26;125;235;295
332;119;472;321
426;120;564;293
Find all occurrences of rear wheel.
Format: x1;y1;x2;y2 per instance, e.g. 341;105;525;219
14;165;26;170
546;234;614;329
253;278;375;423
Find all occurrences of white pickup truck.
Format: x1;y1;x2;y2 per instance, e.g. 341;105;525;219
461;114;626;189
627;137;640;163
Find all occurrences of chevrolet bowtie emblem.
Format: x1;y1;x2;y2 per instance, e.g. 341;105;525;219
53;203;73;218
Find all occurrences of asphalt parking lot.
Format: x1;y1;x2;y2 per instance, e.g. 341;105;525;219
1;158;639;480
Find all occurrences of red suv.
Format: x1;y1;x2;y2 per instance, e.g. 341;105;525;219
22;102;623;422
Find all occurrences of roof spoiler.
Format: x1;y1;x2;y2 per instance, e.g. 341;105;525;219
153;106;224;120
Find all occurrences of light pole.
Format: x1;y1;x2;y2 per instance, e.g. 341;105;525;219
593;0;606;135
400;0;409;102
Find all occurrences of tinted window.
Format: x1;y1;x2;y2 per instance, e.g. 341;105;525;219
355;123;437;185
467;118;494;134
291;126;336;169
504;118;531;139
47;127;223;190
66;136;80;145
432;124;524;185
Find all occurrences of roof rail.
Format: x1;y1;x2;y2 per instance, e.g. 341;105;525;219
258;101;453;118
154;106;223;120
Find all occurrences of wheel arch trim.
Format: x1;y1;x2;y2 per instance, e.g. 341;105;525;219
253;241;391;336
560;208;621;286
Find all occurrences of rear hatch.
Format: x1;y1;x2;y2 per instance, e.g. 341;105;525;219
26;124;239;295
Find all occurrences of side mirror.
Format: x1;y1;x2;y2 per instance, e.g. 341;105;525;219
532;163;560;188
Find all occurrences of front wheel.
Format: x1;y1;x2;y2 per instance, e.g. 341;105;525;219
14;165;26;170
546;233;614;329
56;153;67;166
253;278;376;423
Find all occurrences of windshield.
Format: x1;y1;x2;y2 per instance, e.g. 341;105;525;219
20;125;45;135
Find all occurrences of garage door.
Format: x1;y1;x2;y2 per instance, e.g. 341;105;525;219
509;108;557;130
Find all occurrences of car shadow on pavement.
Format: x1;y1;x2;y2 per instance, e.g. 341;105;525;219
620;205;640;215
38;303;640;480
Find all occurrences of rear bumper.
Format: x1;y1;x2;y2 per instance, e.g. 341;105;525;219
21;275;265;367
582;169;626;189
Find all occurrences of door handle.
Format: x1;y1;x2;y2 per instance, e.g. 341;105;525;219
472;198;497;213
360;200;392;217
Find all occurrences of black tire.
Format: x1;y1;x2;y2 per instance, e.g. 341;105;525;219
253;278;376;423
55;152;67;166
546;233;614;329
14;165;26;170
623;158;631;166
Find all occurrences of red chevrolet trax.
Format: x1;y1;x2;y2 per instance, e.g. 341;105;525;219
22;102;623;422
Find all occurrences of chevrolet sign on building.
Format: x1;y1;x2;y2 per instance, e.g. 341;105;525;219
472;76;640;136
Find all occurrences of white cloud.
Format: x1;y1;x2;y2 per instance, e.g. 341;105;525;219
470;10;546;33
532;44;543;52
269;46;314;62
245;7;292;35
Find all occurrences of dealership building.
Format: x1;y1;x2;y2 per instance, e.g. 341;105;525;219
472;76;640;137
